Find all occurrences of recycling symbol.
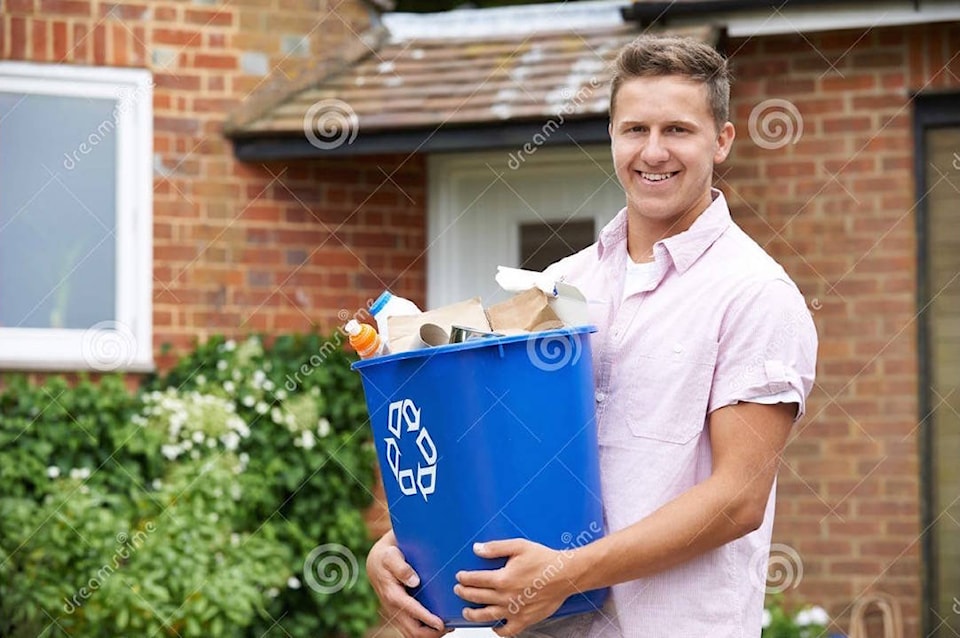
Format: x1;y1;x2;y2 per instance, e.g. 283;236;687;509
384;398;437;501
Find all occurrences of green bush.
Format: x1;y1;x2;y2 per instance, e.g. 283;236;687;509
0;333;380;637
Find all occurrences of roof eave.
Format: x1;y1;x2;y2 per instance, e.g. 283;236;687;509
229;116;611;161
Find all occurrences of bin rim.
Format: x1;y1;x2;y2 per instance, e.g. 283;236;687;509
351;324;597;370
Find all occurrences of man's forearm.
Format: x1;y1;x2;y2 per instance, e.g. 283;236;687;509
563;474;765;595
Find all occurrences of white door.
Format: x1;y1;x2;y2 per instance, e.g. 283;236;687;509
427;146;624;309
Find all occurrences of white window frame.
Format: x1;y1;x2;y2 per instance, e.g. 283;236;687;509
0;62;153;372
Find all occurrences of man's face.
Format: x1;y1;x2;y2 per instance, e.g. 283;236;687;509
609;75;735;229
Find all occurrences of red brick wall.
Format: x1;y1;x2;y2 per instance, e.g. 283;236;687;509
1;0;427;370
726;23;960;636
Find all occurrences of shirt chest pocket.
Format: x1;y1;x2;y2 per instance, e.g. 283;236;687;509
623;337;720;445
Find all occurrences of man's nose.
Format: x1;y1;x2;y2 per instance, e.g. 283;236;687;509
640;132;669;164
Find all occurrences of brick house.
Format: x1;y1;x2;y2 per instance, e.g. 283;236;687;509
2;0;959;636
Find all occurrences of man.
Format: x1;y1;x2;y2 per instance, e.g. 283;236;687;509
366;34;817;638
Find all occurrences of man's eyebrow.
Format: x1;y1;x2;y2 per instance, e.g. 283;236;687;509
616;118;700;128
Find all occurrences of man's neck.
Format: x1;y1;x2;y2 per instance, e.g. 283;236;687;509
625;190;715;262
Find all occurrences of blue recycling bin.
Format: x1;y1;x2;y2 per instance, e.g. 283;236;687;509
352;326;608;628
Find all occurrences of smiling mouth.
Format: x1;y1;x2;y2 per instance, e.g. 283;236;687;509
637;170;679;182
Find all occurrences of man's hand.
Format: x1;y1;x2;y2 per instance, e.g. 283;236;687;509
366;530;451;638
455;539;573;637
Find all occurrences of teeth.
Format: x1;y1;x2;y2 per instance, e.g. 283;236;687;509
641;172;674;181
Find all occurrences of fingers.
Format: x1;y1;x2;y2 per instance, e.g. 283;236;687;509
462;604;508;625
367;533;447;636
454;583;504;606
394;587;446;632
384;545;421;588
473;539;525;559
456;567;500;589
392;613;450;638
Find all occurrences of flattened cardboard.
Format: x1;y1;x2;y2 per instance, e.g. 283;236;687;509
388;297;489;352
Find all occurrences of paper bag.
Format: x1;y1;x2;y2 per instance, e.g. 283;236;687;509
486;288;563;333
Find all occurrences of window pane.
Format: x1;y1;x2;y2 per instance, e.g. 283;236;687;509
926;126;960;638
0;92;117;329
519;219;595;272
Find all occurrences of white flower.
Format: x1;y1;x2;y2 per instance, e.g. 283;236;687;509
266;587;279;599
151;479;163;490
795;607;828;627
762;609;771;629
221;431;240;451
317;418;331;438
47;466;60;479
231;533;241;546
263;379;275;392
69;467;91;480
252;370;266;387
223;339;236;352
192;431;204;444
271;407;284;424
287;576;301;589
182;439;193;451
275;389;287;401
161;444;180;460
217;360;228;371
241;395;255;407
223;381;235;394
196;374;207;385
255;401;269;415
190;449;200;459
206;437;216;448
296;430;316;450
239;452;250;465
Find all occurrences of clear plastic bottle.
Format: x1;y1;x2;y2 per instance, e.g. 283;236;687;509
369;291;421;344
344;320;386;358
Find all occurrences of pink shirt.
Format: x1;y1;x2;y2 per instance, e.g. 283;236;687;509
529;190;818;638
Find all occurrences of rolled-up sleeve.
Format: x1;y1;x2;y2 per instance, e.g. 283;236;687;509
708;278;818;420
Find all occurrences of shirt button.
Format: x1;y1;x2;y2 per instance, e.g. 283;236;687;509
595;391;606;403
673;343;683;354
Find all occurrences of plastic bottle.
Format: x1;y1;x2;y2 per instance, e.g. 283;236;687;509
345;320;386;359
369;291;422;345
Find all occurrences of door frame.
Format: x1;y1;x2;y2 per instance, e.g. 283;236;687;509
913;91;960;638
426;146;618;308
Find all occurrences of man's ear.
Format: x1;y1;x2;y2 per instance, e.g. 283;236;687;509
714;121;736;164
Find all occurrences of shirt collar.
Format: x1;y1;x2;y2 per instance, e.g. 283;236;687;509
597;189;732;274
